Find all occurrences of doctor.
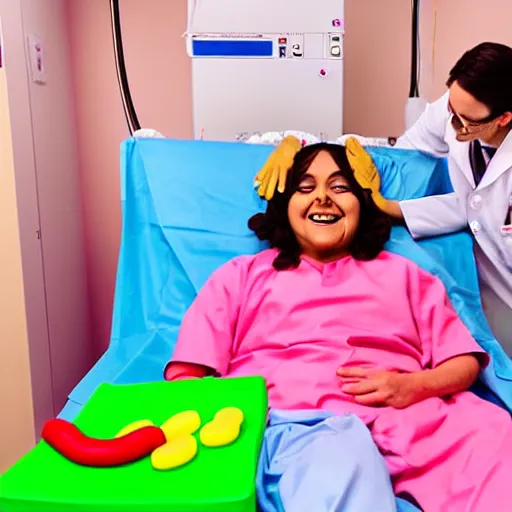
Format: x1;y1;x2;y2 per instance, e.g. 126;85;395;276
385;42;512;356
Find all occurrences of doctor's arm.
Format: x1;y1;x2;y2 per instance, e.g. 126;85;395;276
361;190;467;240
394;192;468;238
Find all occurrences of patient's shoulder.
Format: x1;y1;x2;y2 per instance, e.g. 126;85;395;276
375;250;432;279
377;250;445;288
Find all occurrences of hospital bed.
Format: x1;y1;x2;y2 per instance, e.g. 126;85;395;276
7;138;512;511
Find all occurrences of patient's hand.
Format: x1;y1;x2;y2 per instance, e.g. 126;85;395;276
337;367;419;409
338;355;481;408
164;362;212;381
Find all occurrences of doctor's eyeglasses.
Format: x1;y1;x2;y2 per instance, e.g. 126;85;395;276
448;104;500;135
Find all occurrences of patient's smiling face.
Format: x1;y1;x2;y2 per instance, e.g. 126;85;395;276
287;150;361;263
248;142;391;268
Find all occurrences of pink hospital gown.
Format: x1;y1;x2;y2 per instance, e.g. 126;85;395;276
171;249;512;511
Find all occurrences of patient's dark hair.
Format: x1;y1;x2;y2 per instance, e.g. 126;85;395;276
248;143;391;270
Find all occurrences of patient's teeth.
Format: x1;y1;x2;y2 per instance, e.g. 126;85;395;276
312;214;336;221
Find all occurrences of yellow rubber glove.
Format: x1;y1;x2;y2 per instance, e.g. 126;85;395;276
254;135;302;200
345;137;394;214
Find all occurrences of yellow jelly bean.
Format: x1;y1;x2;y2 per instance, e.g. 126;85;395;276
214;407;244;426
151;435;197;470
115;419;154;438
161;410;201;441
199;420;241;447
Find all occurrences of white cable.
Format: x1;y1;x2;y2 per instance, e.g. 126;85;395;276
184;0;201;56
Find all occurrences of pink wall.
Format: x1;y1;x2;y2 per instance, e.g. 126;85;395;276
66;0;192;355
344;0;412;137
67;0;512;354
424;0;512;100
344;0;512;136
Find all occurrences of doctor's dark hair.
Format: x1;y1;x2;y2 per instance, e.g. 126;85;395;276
248;143;391;270
447;42;512;118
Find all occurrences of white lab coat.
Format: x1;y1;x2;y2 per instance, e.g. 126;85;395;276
395;92;512;354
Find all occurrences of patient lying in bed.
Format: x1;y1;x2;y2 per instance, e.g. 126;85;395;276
164;143;511;512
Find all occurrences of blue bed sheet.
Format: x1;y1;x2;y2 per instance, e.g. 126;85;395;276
59;138;512;510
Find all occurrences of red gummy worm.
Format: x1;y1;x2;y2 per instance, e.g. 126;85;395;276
41;418;166;467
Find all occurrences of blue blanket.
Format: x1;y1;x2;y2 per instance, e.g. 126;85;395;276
257;409;400;512
60;138;512;420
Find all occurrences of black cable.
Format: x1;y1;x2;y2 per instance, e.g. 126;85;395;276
409;0;419;97
109;0;141;135
416;24;421;95
409;0;420;98
415;0;420;96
